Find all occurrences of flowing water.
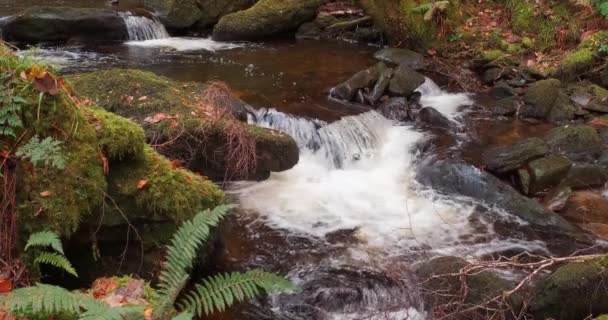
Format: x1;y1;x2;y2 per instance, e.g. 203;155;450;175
0;5;584;319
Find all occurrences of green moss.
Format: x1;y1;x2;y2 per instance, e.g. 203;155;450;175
522;36;533;48
506;43;523;53
108;144;224;223
481;49;506;62
510;0;534;33
557;47;596;77
85;106;145;161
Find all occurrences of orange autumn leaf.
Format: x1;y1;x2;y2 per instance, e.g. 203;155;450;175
185;175;192;183
28;64;47;80
34;73;63;96
40;191;51;197
137;179;148;189
170;160;183;169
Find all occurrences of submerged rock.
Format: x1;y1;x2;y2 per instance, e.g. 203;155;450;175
373;48;424;70
330;62;386;102
493;96;520;116
530;255;608;320
3;6;128;44
388;64;425;96
212;0;326;40
416;107;453;129
561;164;608;189
544;125;603;162
68;69;299;180
416;160;577;232
481;137;549;174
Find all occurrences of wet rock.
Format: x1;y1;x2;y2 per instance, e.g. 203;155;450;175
493;96;520;116
368;68;393;105
580;223;608;238
481;137;549;174
373;48;424;70
416;160;577;232
598;151;608;169
415;256;520;315
489;81;516;99
544;125;602;162
584;99;608;113
561;164;608;190
378;97;409;121
330;62;386;101
416;107;453;129
212;0;326;41
520;79;561;119
527;155;573;194
530;255;608;320
3;6;128;44
560;191;608;224
517;167;531;195
547;92;577;123
482;67;503;84
387;64;425;96
543;185;572;211
146;0;201;28
295;22;321;39
196;0;256;29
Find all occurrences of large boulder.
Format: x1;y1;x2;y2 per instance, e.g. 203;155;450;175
530;256;608;320
526;155;572;194
416;160;577;233
212;0;327;41
3;6;128;44
196;0;256;28
67;69;299;181
561;164;608;190
482;137;549;174
373;48;424;70
146;0;201;29
544;125;603;162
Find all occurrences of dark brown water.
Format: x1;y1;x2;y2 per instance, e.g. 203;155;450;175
0;0;144;16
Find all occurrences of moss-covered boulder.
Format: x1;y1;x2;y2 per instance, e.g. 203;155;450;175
482;137;549;174
358;0;464;49
530;256;608;320
212;0;327;40
67;69;299;181
146;0;202;29
196;0;256;28
520;79;561;119
3;6;128;44
544;125;602;162
526;155;572;195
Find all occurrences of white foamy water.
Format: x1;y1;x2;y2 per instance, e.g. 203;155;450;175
125;37;247;52
119;12;170;41
232;79;544;256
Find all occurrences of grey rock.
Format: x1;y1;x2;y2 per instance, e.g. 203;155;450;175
378;97;409;121
493;96;520;116
520;79;561;119
560;164;608;189
489;81;516;99
369;68;393;105
374;48;424;70
416;107;454;129
388;64;425;96
527;155;573;194
482;137;549;174
547;92;577;123
330;62;386;101
544;125;602;162
542;185;572;211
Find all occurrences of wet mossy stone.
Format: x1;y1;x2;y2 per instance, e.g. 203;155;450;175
85;106;145;162
416;106;454;129
212;0;327;41
547;91;577;123
330;62;387;101
369;67;393;105
388;64;425;96
493;96;520;116
146;0;202;29
195;0;256;29
520;79;561;119
544;125;602;162
482;137;549;174
527;155;573;194
556;47;597;80
373;48;424;70
415;256;522;315
489;81;516;99
3;6;128;44
295;22;322;40
560;164;608;190
530;256;608;320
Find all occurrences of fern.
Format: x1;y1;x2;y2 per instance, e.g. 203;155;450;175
0;283;145;320
34;252;78;277
180;270;297;317
25;230;65;254
171;312;194;320
16;135;66;169
411;2;433;13
0;80;27;138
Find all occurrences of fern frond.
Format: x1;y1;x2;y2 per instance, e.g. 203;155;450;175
180;270;297;317
171;311;194;320
34;252;78;277
154;204;235;316
79;301;145;320
25;230;65;254
0;283;81;316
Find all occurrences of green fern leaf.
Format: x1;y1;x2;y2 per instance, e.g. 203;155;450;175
34;252;78;277
180;270;297;317
0;284;81;316
25;230;65;254
171;312;194;320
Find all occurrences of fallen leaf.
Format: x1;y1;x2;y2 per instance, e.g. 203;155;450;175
138;96;148;101
137;179;148;189
143;113;176;124
126;96;134;104
169;119;177;128
40;191;51;197
33;73;62;95
427;49;437;56
185;175;192;183
0;150;9;158
19;71;27;80
170;160;183;169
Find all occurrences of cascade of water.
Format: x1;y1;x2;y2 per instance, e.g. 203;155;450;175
119;12;169;41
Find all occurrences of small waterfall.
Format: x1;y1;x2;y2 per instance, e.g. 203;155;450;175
119;12;169;41
251;109;391;169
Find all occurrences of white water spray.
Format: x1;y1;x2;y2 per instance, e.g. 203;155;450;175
119;12;169;41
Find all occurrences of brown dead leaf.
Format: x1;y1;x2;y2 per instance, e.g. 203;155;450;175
39;191;51;197
138;96;148;101
143;113;176;124
137;179;148;189
33;73;62;96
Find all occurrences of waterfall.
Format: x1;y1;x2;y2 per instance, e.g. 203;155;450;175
119;12;169;41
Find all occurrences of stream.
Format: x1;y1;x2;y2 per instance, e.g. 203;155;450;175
1;8;584;319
